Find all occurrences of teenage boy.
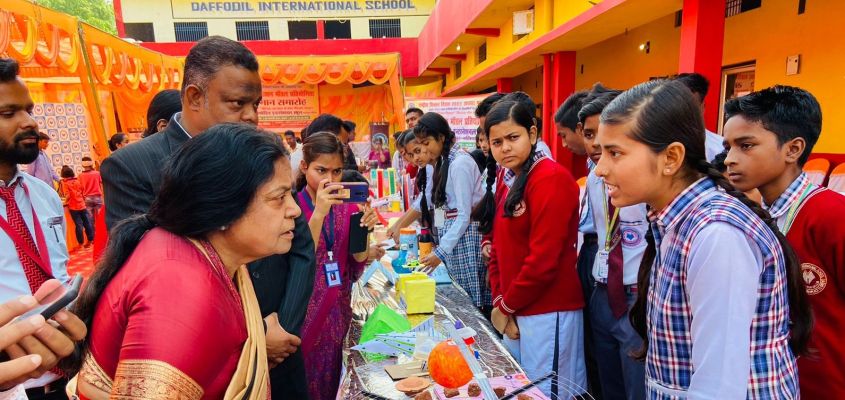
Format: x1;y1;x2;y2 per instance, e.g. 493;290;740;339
581;84;646;400
555;89;603;398
674;72;725;161
722;85;845;400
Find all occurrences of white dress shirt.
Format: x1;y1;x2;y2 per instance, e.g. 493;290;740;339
0;170;69;388
670;222;762;399
289;146;303;180
705;129;724;162
431;152;484;256
412;165;434;212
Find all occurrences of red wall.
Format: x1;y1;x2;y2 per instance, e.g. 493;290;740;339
142;38;421;78
416;0;494;73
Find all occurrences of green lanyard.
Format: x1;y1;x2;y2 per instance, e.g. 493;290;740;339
602;183;620;251
780;185;813;235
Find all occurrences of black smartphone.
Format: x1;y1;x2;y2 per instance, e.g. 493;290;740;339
335;182;369;203
348;212;369;254
19;274;83;320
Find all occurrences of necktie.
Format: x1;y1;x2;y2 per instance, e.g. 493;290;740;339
0;181;52;294
606;196;627;319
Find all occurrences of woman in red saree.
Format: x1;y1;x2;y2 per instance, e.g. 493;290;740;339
63;124;301;399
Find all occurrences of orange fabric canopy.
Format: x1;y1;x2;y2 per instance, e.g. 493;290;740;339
257;54;406;135
1;0;183;158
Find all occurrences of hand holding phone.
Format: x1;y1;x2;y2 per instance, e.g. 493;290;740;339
18;274;83;320
4;276;87;380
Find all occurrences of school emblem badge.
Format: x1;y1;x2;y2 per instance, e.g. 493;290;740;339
801;263;827;295
512;201;527;217
621;227;642;247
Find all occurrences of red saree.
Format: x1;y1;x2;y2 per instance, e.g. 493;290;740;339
73;228;265;399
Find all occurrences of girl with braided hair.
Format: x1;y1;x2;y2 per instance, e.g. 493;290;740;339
593;80;811;399
413;112;492;313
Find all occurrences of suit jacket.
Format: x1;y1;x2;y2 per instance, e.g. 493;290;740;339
101;116;316;335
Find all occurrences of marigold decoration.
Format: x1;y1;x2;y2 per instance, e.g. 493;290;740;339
427;340;473;389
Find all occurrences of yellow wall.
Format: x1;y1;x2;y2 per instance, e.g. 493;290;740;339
120;0;433;41
511;66;543;103
575;13;680;91
723;0;845;154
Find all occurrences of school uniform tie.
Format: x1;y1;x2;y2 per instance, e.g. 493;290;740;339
607;197;627;319
0;182;52;294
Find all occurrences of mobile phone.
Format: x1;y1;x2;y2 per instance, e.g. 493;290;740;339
336;182;369;203
19;274;83;320
348;212;369;254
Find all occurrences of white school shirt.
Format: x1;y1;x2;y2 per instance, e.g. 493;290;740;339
411;164;435;212
585;169;647;285
0;170;69;389
657;221;763;398
705;129;724;162
431;150;484;257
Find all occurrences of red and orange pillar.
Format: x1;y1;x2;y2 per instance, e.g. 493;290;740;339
678;0;726;132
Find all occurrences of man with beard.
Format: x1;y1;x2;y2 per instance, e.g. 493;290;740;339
0;58;88;399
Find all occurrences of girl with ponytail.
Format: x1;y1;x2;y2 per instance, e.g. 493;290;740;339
413;112;492;313
594;80;810;399
476;100;587;398
386;131;433;240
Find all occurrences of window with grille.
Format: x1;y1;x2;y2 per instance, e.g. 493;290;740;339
174;22;208;42
726;0;762;17
288;20;318;39
125;23;155;42
236;21;270;41
477;43;487;64
324;20;351;39
369;19;401;38
455;62;462;79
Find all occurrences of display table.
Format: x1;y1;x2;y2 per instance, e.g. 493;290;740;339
336;271;524;399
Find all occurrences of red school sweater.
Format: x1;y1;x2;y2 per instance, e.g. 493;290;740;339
787;189;845;399
489;158;584;316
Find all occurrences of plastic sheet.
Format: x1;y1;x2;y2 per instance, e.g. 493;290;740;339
340;271;524;399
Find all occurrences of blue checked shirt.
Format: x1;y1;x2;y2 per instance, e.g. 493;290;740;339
646;178;799;399
763;172;821;233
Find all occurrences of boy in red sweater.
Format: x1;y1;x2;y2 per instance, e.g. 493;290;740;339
476;99;586;399
723;85;845;399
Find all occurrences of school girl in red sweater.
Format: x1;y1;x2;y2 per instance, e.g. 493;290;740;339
474;99;587;398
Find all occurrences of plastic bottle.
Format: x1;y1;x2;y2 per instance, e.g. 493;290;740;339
418;228;434;258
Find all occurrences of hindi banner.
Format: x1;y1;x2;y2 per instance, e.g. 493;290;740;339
405;94;487;151
258;83;320;132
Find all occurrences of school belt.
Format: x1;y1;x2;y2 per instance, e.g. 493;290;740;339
595;281;638;294
445;209;459;219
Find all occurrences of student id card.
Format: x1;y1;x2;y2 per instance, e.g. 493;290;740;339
324;262;342;288
596;250;609;280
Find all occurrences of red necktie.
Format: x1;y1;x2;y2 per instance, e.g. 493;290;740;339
0;181;52;294
607;197;627;319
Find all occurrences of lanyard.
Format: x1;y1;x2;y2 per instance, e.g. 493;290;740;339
299;190;336;259
780;185;813;235
0;181;53;276
601;183;620;251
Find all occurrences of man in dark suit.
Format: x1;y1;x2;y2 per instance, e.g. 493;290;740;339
101;36;315;399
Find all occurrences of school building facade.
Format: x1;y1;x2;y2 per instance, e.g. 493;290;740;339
410;0;845;176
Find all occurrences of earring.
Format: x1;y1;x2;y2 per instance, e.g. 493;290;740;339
220;226;227;231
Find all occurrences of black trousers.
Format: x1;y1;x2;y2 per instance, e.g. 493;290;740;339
269;351;309;400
